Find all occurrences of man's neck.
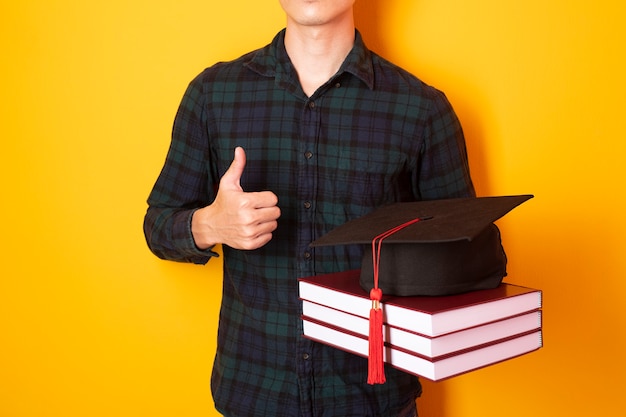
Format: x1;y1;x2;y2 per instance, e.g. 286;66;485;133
284;21;355;97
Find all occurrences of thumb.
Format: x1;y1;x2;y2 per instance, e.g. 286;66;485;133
220;146;246;191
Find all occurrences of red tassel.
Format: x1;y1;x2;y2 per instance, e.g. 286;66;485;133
367;217;422;385
368;288;386;384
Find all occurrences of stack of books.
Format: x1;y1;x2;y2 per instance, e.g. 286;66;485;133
299;270;543;381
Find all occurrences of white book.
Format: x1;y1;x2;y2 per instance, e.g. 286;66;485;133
299;270;542;337
302;300;542;358
303;318;543;381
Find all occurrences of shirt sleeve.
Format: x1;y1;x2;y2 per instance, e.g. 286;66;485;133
415;88;476;200
143;73;219;264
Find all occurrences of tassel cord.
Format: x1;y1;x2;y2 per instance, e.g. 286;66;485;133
367;218;422;385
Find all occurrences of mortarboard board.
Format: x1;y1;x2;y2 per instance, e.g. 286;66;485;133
309;194;533;384
310;195;534;297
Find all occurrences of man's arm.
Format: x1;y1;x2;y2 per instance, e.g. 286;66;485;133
143;74;279;263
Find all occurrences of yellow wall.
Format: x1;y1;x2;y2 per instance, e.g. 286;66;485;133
1;1;625;416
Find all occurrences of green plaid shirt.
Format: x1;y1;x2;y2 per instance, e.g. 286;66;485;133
145;30;474;417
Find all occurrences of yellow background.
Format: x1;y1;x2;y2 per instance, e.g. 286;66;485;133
2;0;625;416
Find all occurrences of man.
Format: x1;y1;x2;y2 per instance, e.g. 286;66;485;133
144;0;475;415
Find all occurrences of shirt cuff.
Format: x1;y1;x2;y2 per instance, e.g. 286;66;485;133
179;208;220;264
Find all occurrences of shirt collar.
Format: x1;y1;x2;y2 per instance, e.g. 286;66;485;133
244;29;375;91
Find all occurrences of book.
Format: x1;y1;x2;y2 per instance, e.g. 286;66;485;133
303;318;543;381
298;270;542;337
302;300;542;358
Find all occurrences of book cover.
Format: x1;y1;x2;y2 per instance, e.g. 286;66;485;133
299;270;542;337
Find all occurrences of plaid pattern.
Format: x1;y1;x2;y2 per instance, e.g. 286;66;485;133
144;30;474;417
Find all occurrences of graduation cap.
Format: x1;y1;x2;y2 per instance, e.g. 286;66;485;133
311;195;533;297
310;195;533;384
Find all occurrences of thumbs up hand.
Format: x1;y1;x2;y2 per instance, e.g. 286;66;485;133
191;147;281;250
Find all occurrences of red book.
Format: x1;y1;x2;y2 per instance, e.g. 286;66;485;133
302;317;543;381
299;270;542;337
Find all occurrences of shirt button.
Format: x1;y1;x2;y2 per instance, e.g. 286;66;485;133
304;151;313;159
308;101;315;109
335;82;341;88
304;201;311;209
304;251;311;260
302;353;310;360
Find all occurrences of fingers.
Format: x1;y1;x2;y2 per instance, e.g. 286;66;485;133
242;190;279;210
212;199;279;250
233;211;280;250
193;146;281;251
219;146;246;192
233;193;281;239
221;147;279;211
